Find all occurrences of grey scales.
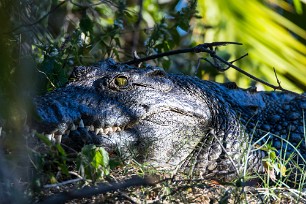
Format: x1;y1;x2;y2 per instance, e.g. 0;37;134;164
27;59;306;180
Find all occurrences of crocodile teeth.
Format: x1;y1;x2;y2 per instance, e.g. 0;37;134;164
45;133;54;141
85;125;95;131
54;134;62;144
94;126;122;135
95;128;102;135
79;119;84;128
104;127;111;135
66;120;124;136
70;124;77;131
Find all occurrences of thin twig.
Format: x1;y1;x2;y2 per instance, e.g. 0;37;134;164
36;68;56;88
43;178;83;189
118;191;142;204
209;129;240;176
273;67;282;89
69;0;105;8
68;171;84;179
123;42;242;65
229;53;249;66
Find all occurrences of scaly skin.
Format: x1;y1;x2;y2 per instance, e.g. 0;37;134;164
29;59;306;180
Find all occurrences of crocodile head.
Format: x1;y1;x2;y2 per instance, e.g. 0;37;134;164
32;59;212;169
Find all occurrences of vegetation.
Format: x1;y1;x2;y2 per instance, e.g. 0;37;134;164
198;0;306;91
0;0;306;203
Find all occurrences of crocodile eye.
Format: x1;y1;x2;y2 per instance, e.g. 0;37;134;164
114;76;128;87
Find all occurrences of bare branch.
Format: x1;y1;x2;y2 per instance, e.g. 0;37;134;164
123;42;242;65
205;49;299;95
123;42;301;95
41;175;161;204
273;67;282;90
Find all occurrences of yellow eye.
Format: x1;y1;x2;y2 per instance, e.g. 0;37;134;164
114;76;128;87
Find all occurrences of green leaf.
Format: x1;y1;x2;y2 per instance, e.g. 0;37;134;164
59;163;69;176
162;58;171;69
50;175;58;184
99;147;110;167
36;133;52;146
77;145;110;182
293;0;303;14
279;164;287;177
269;151;277;160
91;150;103;168
56;144;67;157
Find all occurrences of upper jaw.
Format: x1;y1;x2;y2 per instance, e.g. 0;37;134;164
32;101;140;145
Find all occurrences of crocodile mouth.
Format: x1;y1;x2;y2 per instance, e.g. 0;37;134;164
42;107;205;144
44;119;131;144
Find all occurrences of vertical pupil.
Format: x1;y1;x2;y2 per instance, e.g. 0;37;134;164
115;76;127;87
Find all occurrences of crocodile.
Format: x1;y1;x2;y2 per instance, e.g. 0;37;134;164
16;59;306;180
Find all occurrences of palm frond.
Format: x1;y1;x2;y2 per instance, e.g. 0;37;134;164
197;0;306;92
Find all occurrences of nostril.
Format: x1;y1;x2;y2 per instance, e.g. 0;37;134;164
142;104;150;111
69;66;92;80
